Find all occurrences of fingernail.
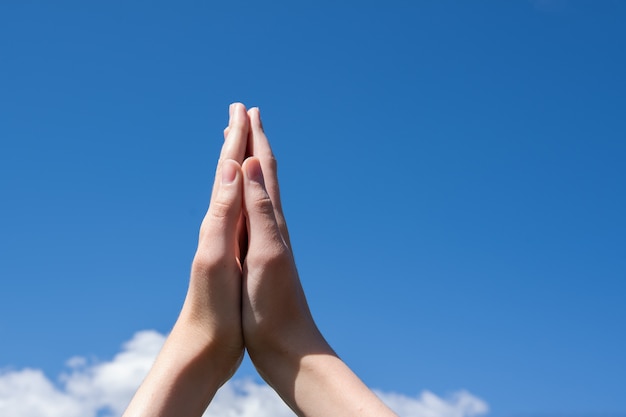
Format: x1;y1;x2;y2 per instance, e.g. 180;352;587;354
252;107;262;128
258;109;265;131
222;161;237;184
246;159;265;186
232;103;241;122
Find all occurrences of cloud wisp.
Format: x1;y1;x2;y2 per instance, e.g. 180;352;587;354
0;330;489;417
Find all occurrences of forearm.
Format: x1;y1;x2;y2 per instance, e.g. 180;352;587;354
293;354;398;417
124;105;248;416
122;322;225;417
253;334;398;417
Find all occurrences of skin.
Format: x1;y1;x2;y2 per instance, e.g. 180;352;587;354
122;104;398;417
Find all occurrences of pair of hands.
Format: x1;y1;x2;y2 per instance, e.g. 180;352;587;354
182;102;327;386
124;104;397;417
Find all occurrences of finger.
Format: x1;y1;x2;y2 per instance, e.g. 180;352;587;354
242;157;288;259
212;103;249;203
222;103;234;140
247;107;292;248
197;159;244;269
220;103;249;162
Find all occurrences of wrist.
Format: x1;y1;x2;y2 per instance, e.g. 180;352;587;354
122;322;233;417
162;323;224;391
170;313;243;387
253;352;398;417
247;324;335;388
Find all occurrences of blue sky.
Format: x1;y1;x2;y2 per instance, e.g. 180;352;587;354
1;1;625;416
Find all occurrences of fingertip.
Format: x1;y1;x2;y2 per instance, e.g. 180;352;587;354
220;103;250;163
248;107;263;130
231;102;248;122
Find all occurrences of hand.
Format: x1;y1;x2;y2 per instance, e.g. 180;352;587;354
122;103;250;417
240;108;398;417
241;107;330;372
181;102;251;382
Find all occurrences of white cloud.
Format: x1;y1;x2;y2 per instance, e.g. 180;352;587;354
376;390;488;417
0;330;489;417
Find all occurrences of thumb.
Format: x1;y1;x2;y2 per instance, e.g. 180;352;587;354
242;157;287;258
197;159;243;265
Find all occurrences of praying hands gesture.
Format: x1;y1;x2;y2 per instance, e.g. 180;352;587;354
122;104;398;417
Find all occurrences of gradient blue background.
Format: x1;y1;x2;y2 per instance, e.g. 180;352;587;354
1;1;625;416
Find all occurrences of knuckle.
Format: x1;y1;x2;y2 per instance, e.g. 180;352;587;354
197;196;237;241
248;241;291;271
191;250;228;276
191;252;216;275
264;250;292;272
252;195;276;217
210;198;233;219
